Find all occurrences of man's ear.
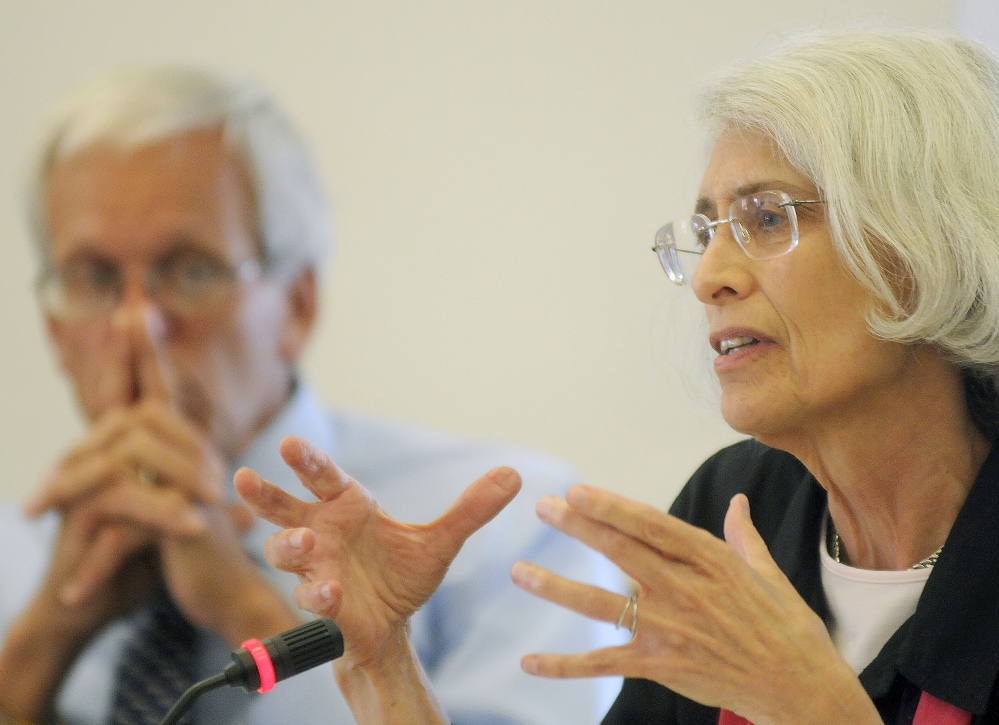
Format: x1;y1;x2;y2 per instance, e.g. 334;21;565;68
279;266;319;363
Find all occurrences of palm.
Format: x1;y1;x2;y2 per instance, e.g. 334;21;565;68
304;484;454;659
236;435;521;666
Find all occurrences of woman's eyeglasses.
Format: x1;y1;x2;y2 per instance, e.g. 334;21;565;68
652;190;825;285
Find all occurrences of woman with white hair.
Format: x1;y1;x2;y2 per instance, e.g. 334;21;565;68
236;29;999;724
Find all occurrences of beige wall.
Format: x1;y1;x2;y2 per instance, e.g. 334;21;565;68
0;1;954;508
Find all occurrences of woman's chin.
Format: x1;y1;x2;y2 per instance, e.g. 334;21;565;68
719;389;791;439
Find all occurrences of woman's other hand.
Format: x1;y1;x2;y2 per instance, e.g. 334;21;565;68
512;489;878;725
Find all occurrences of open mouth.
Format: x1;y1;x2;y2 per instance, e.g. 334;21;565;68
718;336;760;355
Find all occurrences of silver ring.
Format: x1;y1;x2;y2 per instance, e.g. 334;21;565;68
615;595;638;638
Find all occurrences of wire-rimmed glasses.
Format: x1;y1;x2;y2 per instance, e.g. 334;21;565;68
652;190;825;285
36;248;264;320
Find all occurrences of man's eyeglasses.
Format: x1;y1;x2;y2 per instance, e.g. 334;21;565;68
652;190;826;285
37;248;264;320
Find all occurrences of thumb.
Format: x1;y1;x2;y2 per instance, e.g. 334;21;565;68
724;494;779;575
430;466;522;555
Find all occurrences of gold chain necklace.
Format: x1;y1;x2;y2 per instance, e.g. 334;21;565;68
830;524;943;570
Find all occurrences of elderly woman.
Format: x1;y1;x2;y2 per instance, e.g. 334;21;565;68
235;30;999;724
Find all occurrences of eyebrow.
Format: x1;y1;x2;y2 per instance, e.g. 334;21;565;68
54;235;224;268
694;180;819;216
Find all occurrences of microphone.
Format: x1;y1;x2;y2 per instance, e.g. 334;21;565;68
159;617;344;725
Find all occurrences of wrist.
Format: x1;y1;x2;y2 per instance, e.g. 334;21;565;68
760;659;879;725
333;628;449;725
0;598;86;722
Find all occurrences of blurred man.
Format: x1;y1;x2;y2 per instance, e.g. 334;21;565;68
0;67;621;725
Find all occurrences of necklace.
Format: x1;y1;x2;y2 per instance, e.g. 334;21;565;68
829;524;943;570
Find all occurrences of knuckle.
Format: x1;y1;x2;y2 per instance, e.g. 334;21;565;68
643;518;670;545
599;530;630;559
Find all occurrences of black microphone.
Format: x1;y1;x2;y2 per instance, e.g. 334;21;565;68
158;617;344;725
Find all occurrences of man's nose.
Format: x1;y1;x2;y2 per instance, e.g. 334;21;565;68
111;272;168;334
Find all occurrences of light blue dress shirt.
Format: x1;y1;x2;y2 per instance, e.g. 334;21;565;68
0;384;625;724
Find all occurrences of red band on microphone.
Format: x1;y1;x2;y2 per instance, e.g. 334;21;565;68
240;637;277;693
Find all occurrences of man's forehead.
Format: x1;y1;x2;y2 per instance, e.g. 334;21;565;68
44;129;257;262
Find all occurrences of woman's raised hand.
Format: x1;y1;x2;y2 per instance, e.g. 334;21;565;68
234;435;522;669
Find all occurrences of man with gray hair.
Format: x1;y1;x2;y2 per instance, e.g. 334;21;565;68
0;66;621;725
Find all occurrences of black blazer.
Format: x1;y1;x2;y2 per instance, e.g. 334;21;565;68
600;439;999;725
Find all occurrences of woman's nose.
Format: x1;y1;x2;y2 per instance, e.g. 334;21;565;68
691;223;754;304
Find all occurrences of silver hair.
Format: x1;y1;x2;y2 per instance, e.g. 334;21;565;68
29;64;333;279
699;30;999;392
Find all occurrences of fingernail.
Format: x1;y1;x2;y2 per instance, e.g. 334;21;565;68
733;494;750;516
566;486;589;508
289;529;305;549
521;656;539;675
319;582;333;600
510;561;526;584
535;496;554;517
510;561;538;590
235;467;262;496
298;439;321;473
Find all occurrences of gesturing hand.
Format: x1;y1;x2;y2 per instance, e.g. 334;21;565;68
234;435;522;668
511;488;878;725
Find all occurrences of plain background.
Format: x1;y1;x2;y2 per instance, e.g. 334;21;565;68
0;1;976;510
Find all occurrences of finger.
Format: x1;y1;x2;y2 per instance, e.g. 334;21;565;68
61;524;151;605
564;485;715;563
109;422;223;504
429;466;521;553
521;645;633;680
58;408;132;468
23;411;133;515
278;436;353;502
534;494;682;587
234;466;312;528
262;527;316;573
90;320;134;410
81;484;208;536
225;501;258;534
134;400;207;452
25;455;129;515
133;306;175;406
293;580;342;617
511;560;625;624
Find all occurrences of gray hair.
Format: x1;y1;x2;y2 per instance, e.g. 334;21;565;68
698;29;999;434
29;64;333;279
